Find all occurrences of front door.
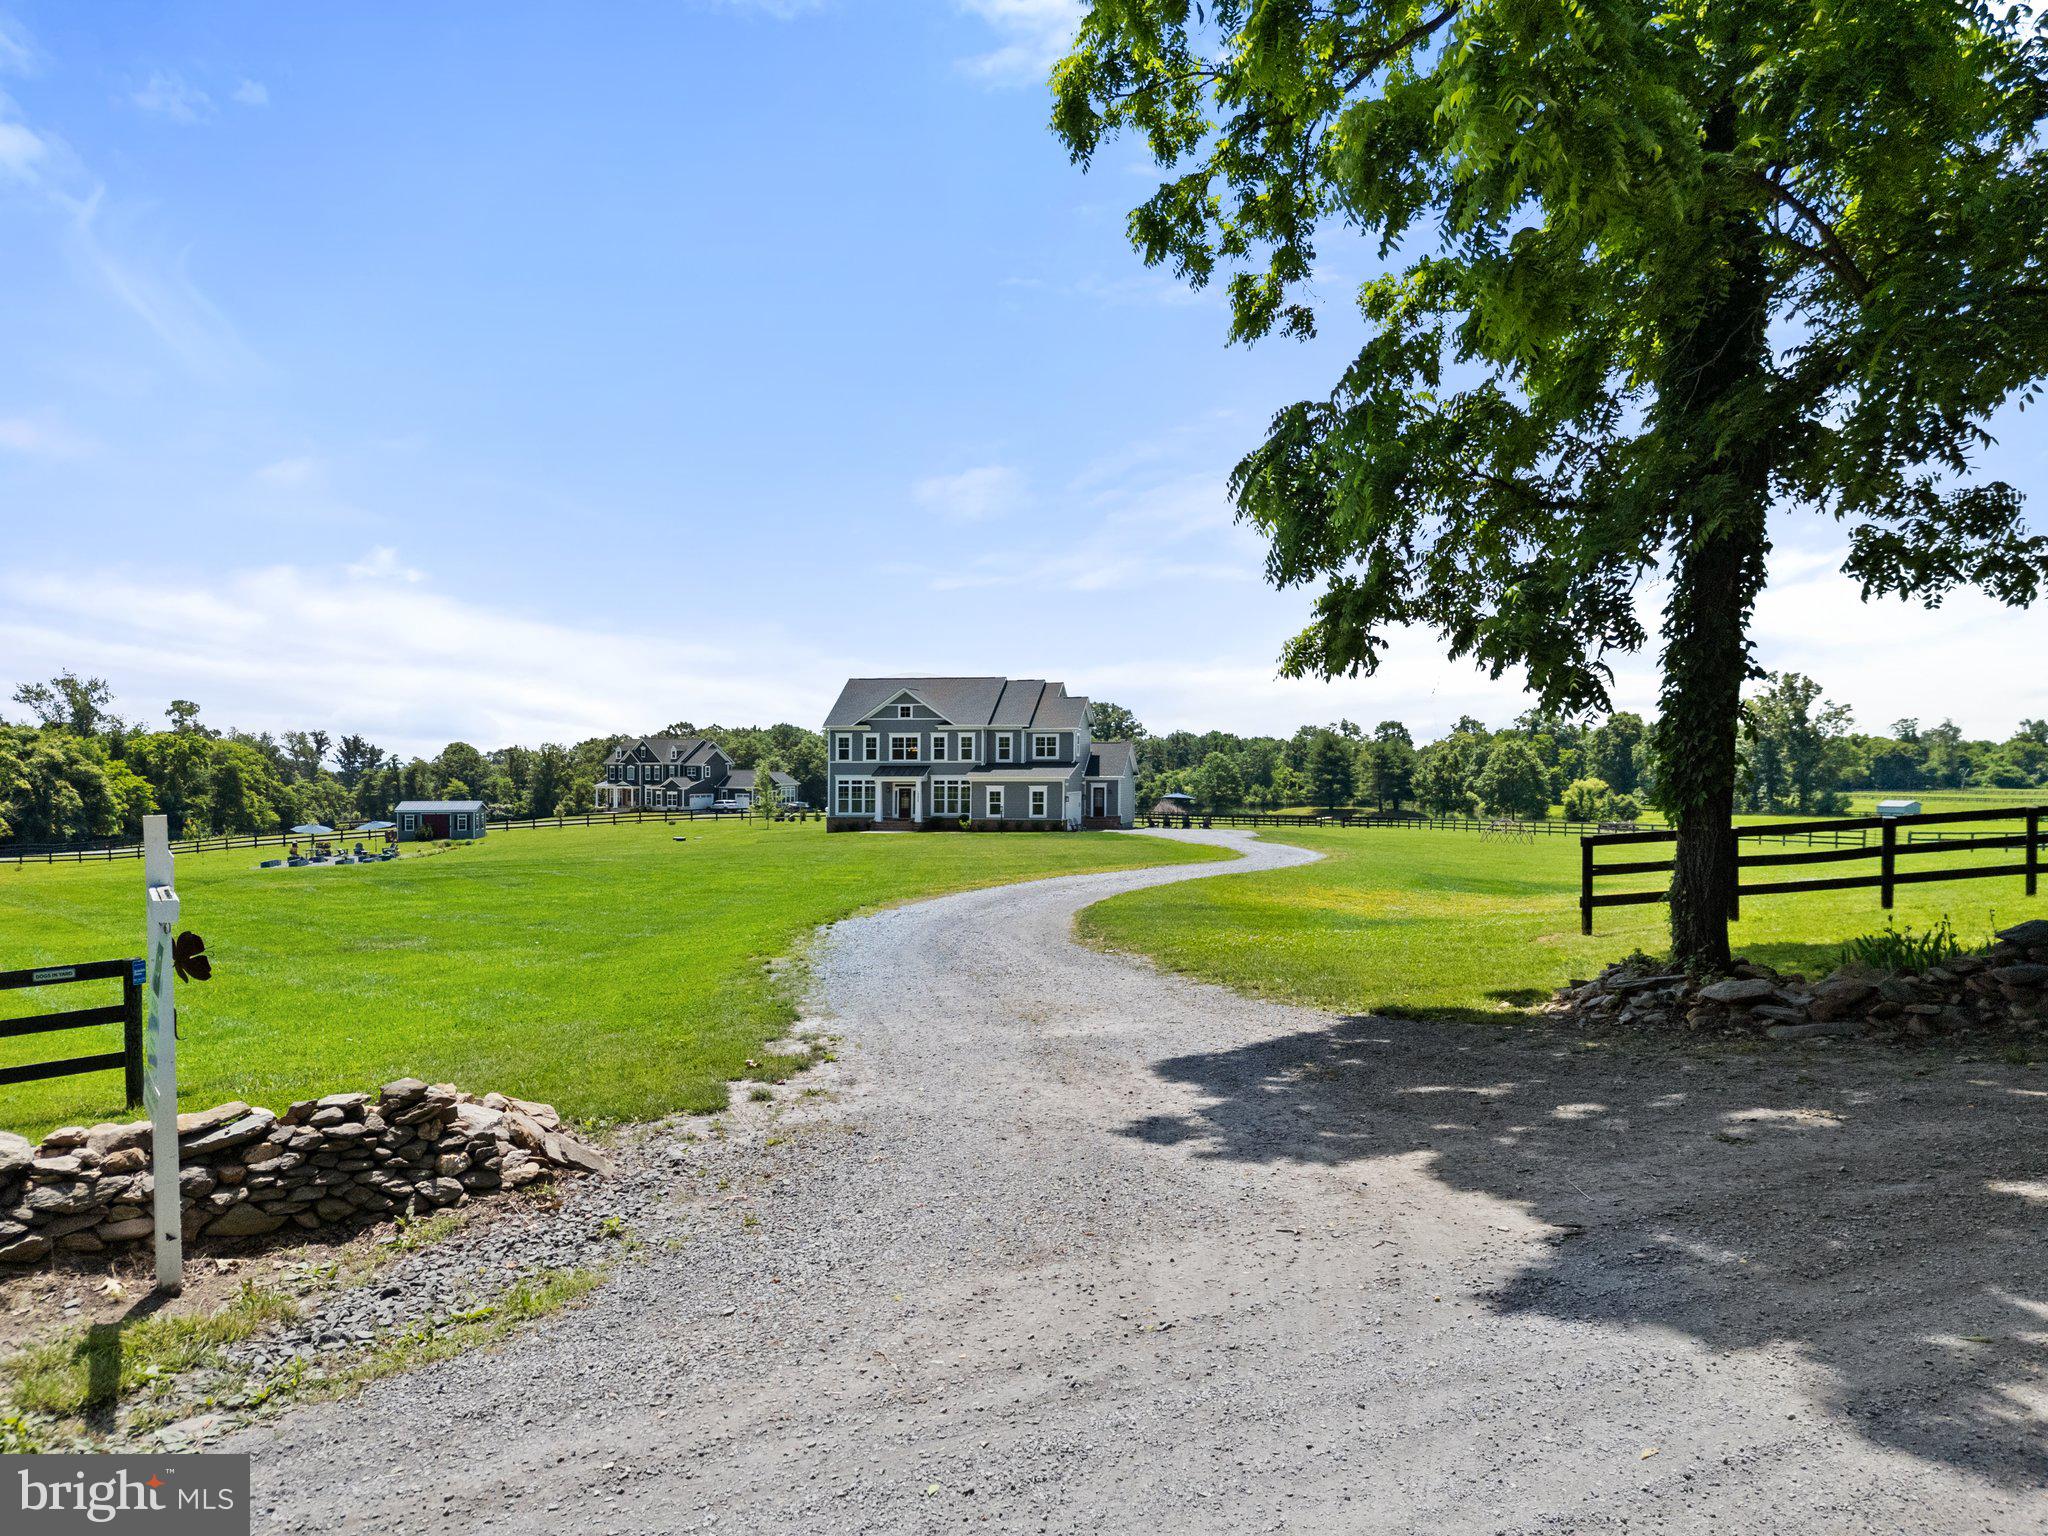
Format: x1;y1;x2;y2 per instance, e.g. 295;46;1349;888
896;786;914;820
1091;784;1109;818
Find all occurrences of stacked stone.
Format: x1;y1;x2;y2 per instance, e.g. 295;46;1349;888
0;1080;612;1268
1547;917;2048;1042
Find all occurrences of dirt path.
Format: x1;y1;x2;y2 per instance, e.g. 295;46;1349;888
236;830;2048;1533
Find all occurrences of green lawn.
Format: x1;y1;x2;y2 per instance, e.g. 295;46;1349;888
1078;825;2041;1019
0;821;1222;1137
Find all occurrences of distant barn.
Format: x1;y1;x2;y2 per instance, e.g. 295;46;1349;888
1876;799;1922;818
395;799;488;841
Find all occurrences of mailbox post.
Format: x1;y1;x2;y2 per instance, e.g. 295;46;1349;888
143;814;183;1295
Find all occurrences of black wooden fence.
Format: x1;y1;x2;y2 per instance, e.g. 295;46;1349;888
0;958;145;1101
1580;805;2044;935
0;805;821;866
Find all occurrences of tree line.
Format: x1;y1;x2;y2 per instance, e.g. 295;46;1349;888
0;672;829;846
1115;673;2048;821
5;669;2042;847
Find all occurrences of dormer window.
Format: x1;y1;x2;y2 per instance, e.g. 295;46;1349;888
1033;733;1059;759
996;735;1013;762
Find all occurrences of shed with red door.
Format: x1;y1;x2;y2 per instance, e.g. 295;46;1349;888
394;799;489;842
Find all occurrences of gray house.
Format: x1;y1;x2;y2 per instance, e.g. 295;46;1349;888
824;677;1137;831
594;736;795;811
395;799;488;841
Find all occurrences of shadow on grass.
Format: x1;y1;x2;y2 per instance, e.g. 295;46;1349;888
79;1292;174;1434
1121;1014;2048;1490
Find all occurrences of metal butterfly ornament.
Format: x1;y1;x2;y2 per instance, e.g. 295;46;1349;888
173;930;211;983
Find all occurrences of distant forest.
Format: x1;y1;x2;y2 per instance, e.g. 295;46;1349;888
3;670;2043;846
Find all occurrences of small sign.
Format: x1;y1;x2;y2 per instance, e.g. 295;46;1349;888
31;967;75;984
131;958;146;987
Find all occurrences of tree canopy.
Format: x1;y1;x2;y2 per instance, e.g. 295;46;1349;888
1054;0;2048;965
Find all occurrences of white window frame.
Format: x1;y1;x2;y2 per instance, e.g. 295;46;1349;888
933;779;969;817
1033;734;1059;760
401;812;417;833
1030;786;1048;818
957;732;973;761
889;733;919;761
835;779;877;817
929;733;946;762
862;734;879;762
996;735;1013;763
985;787;1003;819
898;704;913;718
834;733;853;762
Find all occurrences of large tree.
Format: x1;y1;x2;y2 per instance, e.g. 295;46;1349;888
1054;1;2048;968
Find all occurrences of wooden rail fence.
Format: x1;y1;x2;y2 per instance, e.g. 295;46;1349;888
0;958;145;1101
1580;806;2044;935
0;806;820;866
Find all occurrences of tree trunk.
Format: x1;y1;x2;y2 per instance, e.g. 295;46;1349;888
1654;104;1772;974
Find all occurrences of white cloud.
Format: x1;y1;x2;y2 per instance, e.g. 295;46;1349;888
256;455;321;486
0;412;93;457
344;546;425;583
0;557;831;756
956;0;1081;85
130;70;212;124
0;115;43;181
62;186;256;380
913;463;1026;522
231;78;269;108
0;16;34;75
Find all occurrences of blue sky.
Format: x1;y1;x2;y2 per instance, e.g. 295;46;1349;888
1;1;2042;756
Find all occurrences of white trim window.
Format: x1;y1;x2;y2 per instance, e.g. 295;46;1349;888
862;734;879;762
932;779;969;817
929;733;946;762
835;779;877;817
985;787;1003;819
834;734;853;762
957;732;973;761
401;812;417;833
1029;786;1048;818
898;704;914;718
996;735;1013;762
1032;733;1059;760
888;733;920;761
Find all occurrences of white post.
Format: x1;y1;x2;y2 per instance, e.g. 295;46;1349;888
143;815;183;1294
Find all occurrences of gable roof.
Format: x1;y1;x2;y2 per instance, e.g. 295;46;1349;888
395;799;487;813
608;735;724;765
725;768;799;792
825;677;1092;730
1086;740;1136;778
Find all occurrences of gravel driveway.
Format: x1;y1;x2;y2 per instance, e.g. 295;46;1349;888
236;829;2048;1533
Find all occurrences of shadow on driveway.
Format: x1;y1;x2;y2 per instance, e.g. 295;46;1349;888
1124;1016;2048;1489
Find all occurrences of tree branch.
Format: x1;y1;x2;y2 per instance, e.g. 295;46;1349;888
1336;4;1463;94
1746;170;1871;298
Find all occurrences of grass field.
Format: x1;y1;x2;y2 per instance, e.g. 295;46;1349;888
1078;825;2042;1021
0;820;1223;1137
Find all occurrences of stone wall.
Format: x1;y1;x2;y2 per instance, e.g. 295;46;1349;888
1548;918;2048;1041
0;1079;613;1268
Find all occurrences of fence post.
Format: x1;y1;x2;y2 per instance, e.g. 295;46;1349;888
121;958;144;1105
1579;837;1594;936
2027;810;2039;898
